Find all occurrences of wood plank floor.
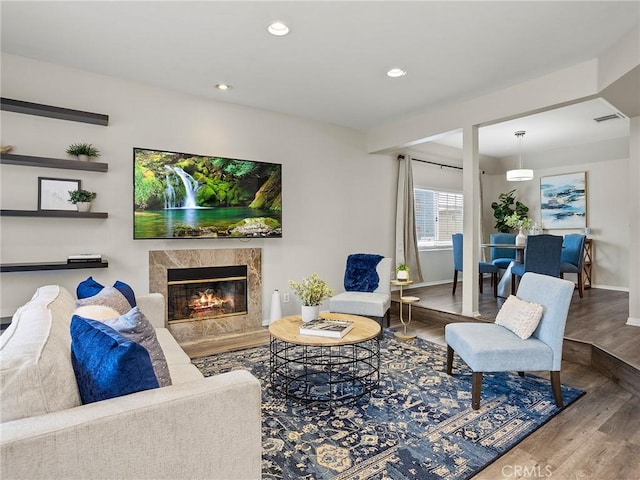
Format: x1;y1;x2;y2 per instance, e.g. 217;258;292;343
392;281;639;369
386;312;640;480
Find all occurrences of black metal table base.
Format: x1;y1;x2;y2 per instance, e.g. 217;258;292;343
269;337;380;407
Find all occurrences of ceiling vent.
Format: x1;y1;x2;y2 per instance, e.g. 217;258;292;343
593;113;623;122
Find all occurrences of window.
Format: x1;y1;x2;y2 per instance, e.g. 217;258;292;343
414;188;463;249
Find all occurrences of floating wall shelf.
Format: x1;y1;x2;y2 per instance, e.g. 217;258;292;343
0;97;109;126
0;260;109;273
0;153;108;172
0;209;108;219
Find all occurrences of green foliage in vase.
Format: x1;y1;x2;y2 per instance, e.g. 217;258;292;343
504;212;533;230
491;189;529;233
289;273;333;306
66;143;101;157
68;189;97;204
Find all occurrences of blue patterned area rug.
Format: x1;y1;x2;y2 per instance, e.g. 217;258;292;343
193;332;584;480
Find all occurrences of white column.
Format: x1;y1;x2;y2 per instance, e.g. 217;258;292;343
627;116;640;326
462;124;480;317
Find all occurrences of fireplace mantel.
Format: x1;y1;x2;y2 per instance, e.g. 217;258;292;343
149;248;267;356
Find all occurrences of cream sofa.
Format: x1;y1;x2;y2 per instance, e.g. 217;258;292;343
0;285;262;480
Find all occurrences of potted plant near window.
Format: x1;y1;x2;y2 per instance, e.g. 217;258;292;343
68;189;97;212
66;143;101;161
396;263;410;281
491;189;529;233
288;273;333;322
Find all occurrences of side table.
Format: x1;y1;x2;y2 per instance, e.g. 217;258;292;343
391;280;418;340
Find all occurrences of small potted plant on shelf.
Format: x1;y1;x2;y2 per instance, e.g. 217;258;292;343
288;272;333;323
66;143;101;161
504;212;533;246
396;263;410;281
68;189;97;212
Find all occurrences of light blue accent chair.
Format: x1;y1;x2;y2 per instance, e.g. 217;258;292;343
560;234;586;298
511;234;563;295
329;256;392;337
445;272;575;410
490;233;517;270
452;233;499;297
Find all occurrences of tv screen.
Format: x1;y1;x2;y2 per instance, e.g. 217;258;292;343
133;148;282;239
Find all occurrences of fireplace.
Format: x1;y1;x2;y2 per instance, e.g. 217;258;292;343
167;265;248;324
149;248;267;356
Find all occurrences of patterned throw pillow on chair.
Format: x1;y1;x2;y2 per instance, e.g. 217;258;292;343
495;295;544;340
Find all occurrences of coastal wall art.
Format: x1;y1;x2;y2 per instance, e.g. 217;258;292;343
540;172;587;229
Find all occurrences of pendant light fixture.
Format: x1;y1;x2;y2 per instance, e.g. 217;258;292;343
506;130;533;182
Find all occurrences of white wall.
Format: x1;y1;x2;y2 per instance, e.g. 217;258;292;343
0;54;396;319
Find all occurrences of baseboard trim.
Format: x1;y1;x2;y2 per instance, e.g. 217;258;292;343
626;317;640;327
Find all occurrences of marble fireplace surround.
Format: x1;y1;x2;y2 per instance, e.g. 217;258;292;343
149;248;266;355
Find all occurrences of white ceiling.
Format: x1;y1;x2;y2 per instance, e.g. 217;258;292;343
1;1;638;156
430;97;630;159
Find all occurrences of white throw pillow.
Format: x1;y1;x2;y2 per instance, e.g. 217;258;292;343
0;286;82;422
73;305;120;321
495;295;544;340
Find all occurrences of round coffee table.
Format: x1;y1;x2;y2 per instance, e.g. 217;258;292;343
268;312;381;405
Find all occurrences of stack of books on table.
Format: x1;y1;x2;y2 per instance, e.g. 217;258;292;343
299;318;354;338
67;254;103;264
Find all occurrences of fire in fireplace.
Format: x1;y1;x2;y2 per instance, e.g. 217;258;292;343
167;265;247;324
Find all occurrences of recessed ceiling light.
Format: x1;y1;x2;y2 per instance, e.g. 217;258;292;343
387;68;406;78
215;84;231;91
268;22;289;36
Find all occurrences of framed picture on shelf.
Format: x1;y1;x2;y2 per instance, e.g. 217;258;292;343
38;177;81;211
540;171;587;229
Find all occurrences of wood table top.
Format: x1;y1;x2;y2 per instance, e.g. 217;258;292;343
268;312;381;346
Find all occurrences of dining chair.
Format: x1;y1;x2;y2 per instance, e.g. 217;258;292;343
490;233;517;270
511;234;563;294
559;233;586;298
445;272;575;410
452;233;499;297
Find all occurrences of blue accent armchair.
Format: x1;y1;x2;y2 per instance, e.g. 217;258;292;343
452;233;499;297
511;234;563;294
490;233;517;270
560;234;586;298
445;272;575;410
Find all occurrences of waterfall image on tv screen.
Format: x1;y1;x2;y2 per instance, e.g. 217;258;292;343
133;148;282;239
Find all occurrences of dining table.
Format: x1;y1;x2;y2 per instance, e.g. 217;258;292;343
480;243;526;298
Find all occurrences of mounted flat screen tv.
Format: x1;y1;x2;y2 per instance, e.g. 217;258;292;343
133;148;282;239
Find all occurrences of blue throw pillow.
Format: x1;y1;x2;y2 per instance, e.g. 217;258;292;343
113;280;137;308
344;253;384;292
70;316;159;404
77;277;137;307
76;276;103;300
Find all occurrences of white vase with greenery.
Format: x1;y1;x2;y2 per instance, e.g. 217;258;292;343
68;189;97;212
66;143;101;161
289;273;333;323
505;212;533;246
396;263;409;281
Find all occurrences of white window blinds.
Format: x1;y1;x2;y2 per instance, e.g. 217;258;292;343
414;188;463;248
